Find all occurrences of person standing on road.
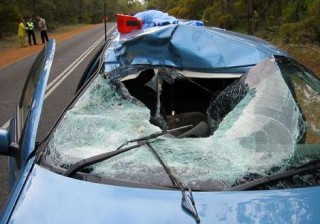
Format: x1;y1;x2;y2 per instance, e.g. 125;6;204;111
18;19;28;47
36;15;49;44
26;18;37;46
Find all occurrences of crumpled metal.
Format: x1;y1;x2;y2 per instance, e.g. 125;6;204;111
104;24;288;76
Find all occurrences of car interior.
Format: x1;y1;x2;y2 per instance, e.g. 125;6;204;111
121;68;240;138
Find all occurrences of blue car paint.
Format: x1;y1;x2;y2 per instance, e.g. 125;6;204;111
1;158;35;223
105;24;289;75
0;129;9;155
6;164;320;224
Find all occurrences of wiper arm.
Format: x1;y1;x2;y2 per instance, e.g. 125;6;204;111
228;159;320;191
146;142;201;224
63;125;192;177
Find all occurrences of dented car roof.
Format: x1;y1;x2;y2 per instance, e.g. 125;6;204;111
104;24;289;75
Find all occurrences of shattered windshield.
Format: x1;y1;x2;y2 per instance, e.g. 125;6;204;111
44;58;320;190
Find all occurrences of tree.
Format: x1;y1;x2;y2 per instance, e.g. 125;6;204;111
0;3;21;37
247;0;253;34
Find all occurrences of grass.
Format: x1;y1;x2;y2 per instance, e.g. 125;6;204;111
0;35;18;51
0;23;91;51
283;44;320;62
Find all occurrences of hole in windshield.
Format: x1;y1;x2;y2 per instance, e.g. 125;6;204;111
122;68;237;138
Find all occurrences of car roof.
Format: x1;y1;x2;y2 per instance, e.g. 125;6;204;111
104;23;289;76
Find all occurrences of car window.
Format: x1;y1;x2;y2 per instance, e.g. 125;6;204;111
43;58;320;190
277;57;320;144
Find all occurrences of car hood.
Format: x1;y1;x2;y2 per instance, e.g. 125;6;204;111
8;164;320;224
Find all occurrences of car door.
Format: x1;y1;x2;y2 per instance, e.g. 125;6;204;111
0;39;55;186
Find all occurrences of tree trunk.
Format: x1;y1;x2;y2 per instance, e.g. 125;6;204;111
227;0;233;14
247;0;253;34
221;0;225;15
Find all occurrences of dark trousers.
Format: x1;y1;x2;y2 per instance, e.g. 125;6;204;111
27;30;37;45
40;30;49;44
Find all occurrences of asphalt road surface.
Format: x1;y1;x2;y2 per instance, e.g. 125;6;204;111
0;23;116;212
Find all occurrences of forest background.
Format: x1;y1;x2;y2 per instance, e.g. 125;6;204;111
1;0;319;44
0;0;319;74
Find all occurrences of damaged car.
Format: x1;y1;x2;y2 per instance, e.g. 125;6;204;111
1;11;320;224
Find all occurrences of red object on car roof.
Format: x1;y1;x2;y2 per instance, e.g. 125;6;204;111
117;14;143;34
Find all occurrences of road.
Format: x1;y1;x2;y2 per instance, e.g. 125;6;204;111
0;23;115;211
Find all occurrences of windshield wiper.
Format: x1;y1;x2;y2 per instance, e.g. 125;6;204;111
228;159;320;191
146;142;201;224
63;125;192;177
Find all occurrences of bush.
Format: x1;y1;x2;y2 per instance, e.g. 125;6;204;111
218;14;234;29
280;16;320;44
0;5;22;38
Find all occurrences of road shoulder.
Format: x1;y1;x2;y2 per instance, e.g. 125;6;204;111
0;24;100;69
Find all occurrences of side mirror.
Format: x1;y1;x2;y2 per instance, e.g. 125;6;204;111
0;128;10;156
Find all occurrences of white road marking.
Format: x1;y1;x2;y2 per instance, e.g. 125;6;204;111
44;35;104;99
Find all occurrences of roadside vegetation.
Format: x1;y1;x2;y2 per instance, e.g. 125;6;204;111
146;0;320;45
